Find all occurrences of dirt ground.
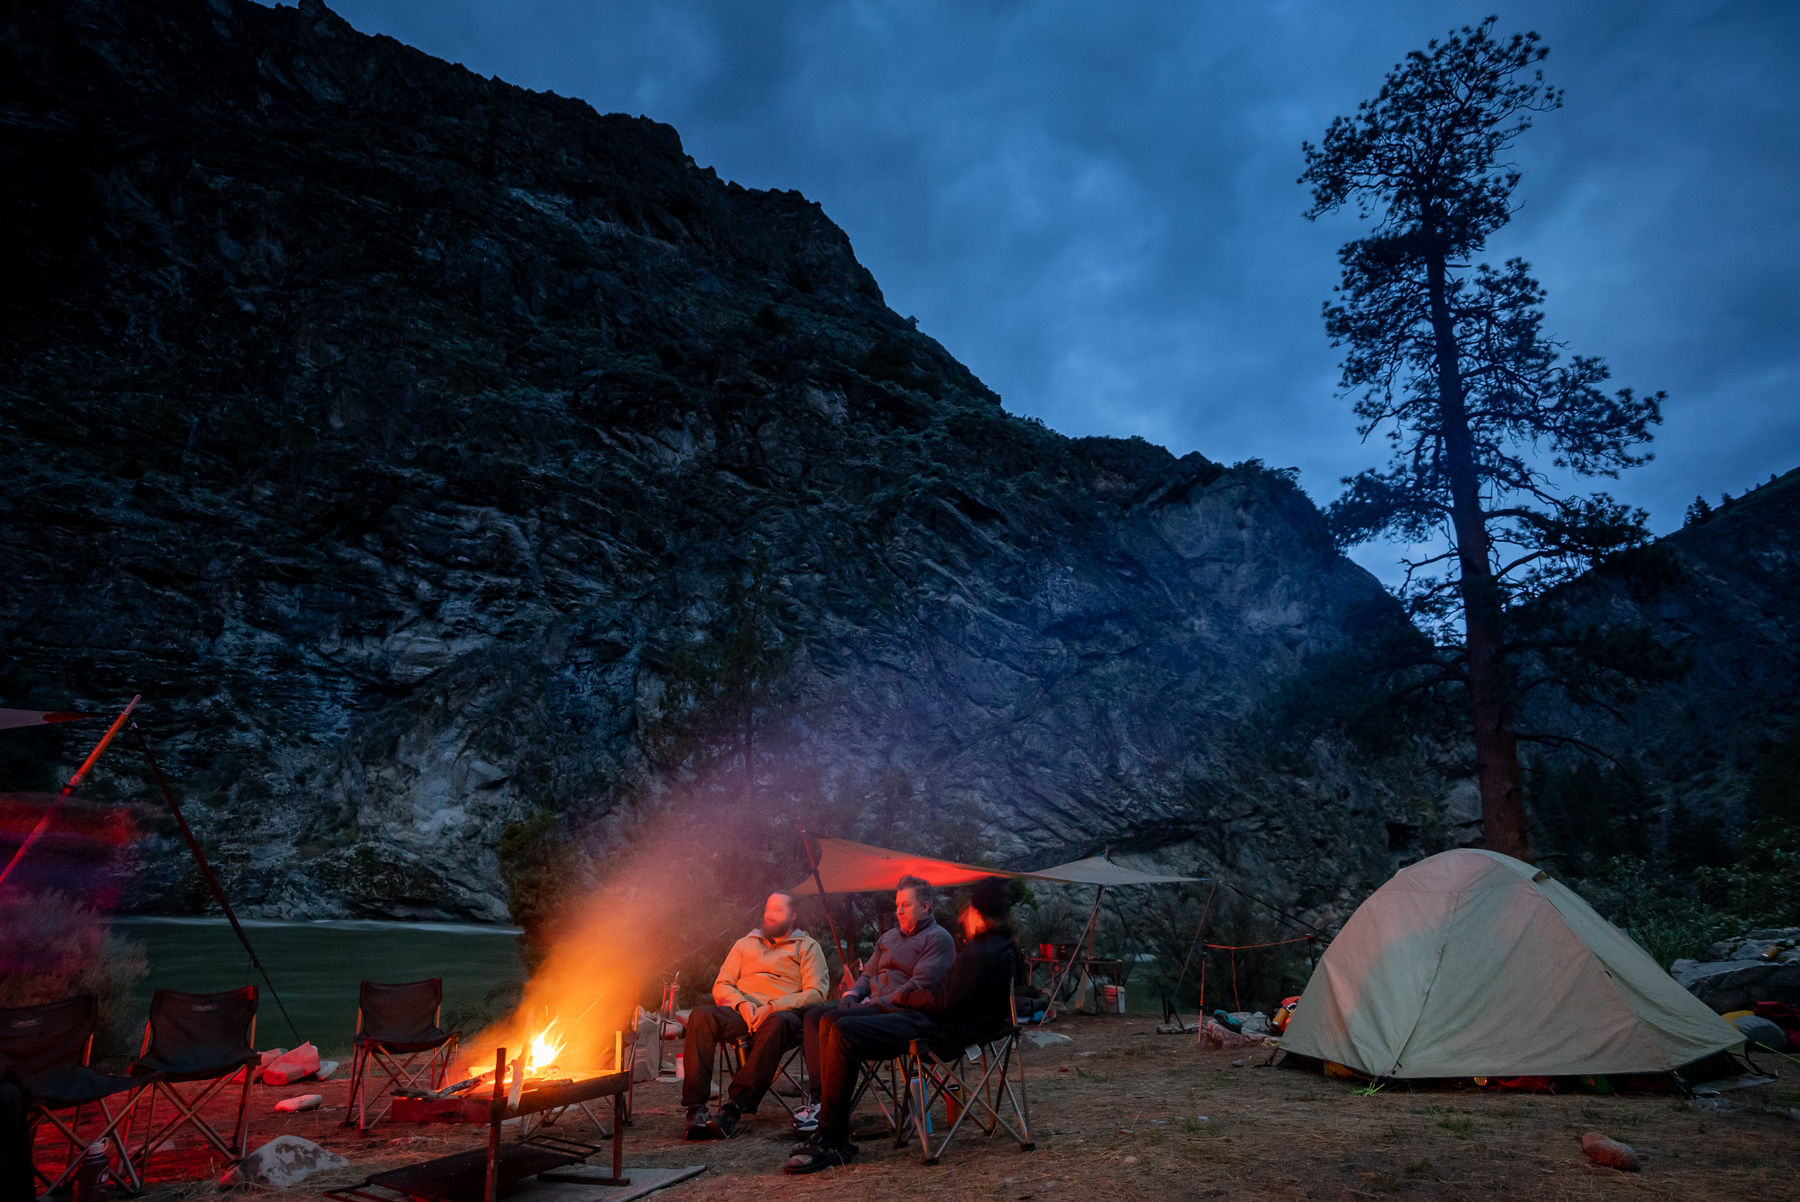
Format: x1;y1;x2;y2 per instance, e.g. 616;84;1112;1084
55;1014;1800;1201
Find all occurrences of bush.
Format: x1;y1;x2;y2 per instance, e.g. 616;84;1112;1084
0;891;148;1055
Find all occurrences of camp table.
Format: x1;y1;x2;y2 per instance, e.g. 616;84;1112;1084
1030;955;1127;1008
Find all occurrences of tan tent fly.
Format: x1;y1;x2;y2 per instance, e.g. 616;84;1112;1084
1280;849;1741;1079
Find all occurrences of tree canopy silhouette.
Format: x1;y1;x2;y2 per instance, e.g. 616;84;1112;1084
1301;18;1678;860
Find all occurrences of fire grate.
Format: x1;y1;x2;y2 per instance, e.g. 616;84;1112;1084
328;1050;634;1202
326;1137;598;1202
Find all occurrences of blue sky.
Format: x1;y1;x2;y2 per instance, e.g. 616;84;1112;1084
304;1;1798;582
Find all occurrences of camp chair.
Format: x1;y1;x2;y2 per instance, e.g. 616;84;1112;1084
717;1029;808;1120
848;1051;915;1137
345;979;459;1132
0;995;147;1193
898;1006;1033;1164
129;986;259;1174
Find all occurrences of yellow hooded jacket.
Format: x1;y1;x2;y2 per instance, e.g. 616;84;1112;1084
712;927;828;1012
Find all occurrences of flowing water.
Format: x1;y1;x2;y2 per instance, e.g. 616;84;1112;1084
114;917;525;1057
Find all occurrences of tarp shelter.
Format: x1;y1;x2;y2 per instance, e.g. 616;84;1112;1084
1280;849;1742;1078
790;834;1199;1019
787;835;1199;894
788;834;1015;895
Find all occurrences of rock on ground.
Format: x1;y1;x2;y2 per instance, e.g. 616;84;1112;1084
219;1134;348;1188
1580;1132;1640;1172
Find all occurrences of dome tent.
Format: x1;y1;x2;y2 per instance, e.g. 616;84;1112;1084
1281;849;1740;1079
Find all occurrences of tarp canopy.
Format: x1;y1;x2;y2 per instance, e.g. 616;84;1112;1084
789;835;1200;895
789;835;1012;895
0;708;94;731
1028;855;1198;887
1280;849;1741;1078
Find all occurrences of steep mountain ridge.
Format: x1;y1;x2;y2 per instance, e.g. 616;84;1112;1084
2;0;1461;922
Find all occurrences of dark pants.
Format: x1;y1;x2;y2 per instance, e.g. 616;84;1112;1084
801;999;844;1102
816;1007;935;1142
0;1081;30;1201
681;1004;804;1113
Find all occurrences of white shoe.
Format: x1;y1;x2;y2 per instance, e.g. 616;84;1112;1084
791;1102;820;1134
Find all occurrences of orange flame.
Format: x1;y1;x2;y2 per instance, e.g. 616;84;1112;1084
526;1020;567;1075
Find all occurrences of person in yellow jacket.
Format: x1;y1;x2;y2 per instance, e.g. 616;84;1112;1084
682;890;826;1139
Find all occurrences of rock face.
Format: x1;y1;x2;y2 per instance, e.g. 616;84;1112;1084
0;0;1459;922
1521;468;1800;836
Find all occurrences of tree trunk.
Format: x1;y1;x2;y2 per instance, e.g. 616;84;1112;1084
1425;248;1532;862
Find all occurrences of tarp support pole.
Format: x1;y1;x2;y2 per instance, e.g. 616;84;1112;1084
799;827;855;988
132;723;301;1045
1168;880;1217;1029
1042;885;1106;1022
0;695;139;890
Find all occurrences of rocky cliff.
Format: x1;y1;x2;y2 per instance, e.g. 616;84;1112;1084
1;0;1463;923
1521;467;1800;839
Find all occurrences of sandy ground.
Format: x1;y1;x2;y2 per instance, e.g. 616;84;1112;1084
46;1015;1800;1201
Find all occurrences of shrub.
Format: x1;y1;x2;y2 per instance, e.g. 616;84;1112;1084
0;891;148;1055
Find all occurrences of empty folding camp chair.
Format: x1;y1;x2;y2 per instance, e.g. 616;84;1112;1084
129;986;259;1175
0;996;146;1193
899;1007;1033;1164
345;979;458;1132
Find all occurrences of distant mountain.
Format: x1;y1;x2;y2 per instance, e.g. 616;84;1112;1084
1522;467;1800;845
1;0;1473;923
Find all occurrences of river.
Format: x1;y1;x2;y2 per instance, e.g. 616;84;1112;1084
115;917;525;1058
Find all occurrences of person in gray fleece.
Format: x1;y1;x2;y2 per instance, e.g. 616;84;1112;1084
790;873;955;1132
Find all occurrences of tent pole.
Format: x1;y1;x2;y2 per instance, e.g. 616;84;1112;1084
0;695;139;889
798;827;855;989
132;724;302;1044
1042;885;1105;1022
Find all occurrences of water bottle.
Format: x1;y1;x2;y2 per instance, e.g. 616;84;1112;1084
73;1141;108;1202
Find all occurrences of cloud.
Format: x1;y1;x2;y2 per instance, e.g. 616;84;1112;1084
314;0;1800;578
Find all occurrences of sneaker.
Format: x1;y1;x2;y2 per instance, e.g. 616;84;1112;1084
784;1134;856;1175
715;1102;740;1138
790;1102;820;1135
684;1106;725;1141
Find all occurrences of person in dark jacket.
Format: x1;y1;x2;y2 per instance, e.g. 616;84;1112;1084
784;876;1020;1175
791;874;954;1133
0;1066;32;1199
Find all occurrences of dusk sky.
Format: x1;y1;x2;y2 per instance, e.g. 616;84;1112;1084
305;1;1797;583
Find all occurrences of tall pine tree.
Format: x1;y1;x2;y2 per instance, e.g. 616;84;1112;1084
1302;19;1671;859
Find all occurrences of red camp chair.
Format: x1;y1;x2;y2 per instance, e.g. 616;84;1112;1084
129;986;259;1175
0;996;146;1193
345;979;458;1132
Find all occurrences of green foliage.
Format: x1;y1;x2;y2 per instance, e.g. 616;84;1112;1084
1745;719;1800;832
1571;859;1724;969
0;891;149;1055
1256;605;1447;759
646;548;795;779
854;335;942;398
1528;757;1654;876
1548;723;1800;964
498;810;578;974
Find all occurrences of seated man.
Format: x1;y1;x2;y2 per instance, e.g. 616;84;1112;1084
785;876;1021;1174
792;873;954;1133
682;890;826;1140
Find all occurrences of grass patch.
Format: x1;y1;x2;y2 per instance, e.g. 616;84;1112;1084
1404;1158;1434;1176
1436;1116;1475;1136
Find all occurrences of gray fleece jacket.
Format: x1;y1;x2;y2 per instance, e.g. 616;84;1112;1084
848;914;956;1008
